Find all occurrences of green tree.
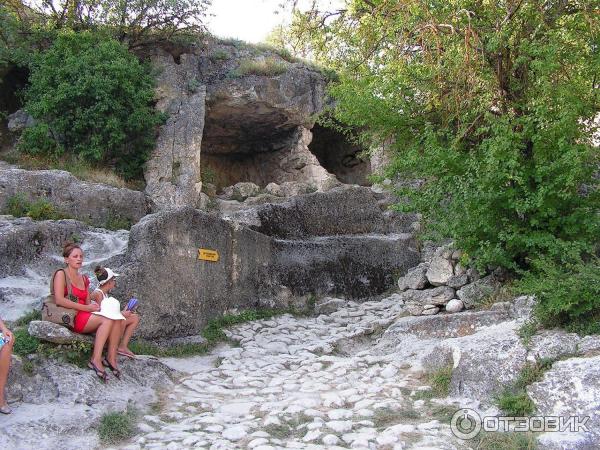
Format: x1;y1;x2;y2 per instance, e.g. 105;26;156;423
19;31;163;179
290;0;600;272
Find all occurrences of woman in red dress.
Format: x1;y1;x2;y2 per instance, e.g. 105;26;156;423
53;242;121;382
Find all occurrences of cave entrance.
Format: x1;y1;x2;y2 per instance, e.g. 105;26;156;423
200;100;300;191
308;124;371;185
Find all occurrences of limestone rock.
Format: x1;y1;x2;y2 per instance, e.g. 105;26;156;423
28;321;93;345
457;275;500;309
315;297;348;315
0;168;148;226
265;182;283;197
528;355;600;448
7;109;34;132
527;329;580;362
144;50;205;210
278;181;316;197
231;182;261;201
398;263;428;291
421;305;439;315
425;256;454;286
445;299;464;313
402;286;455;306
446;273;468;289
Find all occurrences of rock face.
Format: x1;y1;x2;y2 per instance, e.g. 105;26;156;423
115;189;419;338
2;354;176;450
529;356;600;449
0;168;148;226
144;50;206;210
114;207;272;339
143;40;360;209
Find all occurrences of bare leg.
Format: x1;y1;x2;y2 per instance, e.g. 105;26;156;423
0;338;14;407
119;314;140;355
107;320;122;368
82;315;112;369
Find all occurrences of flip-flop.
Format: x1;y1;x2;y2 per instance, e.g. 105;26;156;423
102;358;122;380
0;405;11;414
88;361;108;383
117;349;136;359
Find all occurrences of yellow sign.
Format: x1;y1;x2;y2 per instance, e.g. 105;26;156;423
198;248;219;262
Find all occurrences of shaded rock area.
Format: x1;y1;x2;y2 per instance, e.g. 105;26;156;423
1;354;177;450
0;168;148;226
142;39;370;209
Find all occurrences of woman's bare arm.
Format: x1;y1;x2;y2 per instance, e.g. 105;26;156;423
53;271;97;312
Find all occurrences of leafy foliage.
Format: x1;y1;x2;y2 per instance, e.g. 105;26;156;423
19;31;164;179
515;257;600;334
8;1;210;48
289;1;600;273
4;194;69;220
13;328;40;356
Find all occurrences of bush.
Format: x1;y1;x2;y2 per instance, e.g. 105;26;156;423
496;391;536;416
12;328;40;356
233;58;288;77
3;195;69;221
98;408;137;444
515;257;600;333
20;31;164;180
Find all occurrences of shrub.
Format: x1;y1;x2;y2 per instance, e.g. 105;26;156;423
426;366;453;398
37;341;92;368
496;391;535;416
20;31;164;180
3;195;68;221
209;49;229;62
515;257;600;333
98;408;137;444
12;328;40;356
233;58;288;77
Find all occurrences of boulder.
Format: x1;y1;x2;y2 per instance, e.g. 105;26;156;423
265;182;283;197
0;168;148;227
398;263;428;291
402;286;455;306
231;182;261;201
278;181;316;197
114;207;273;339
446;273;468;289
7;109;35;132
425;256;454;286
28;321;93;345
457;275;500;309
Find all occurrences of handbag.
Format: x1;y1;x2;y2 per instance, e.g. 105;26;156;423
41;269;78;328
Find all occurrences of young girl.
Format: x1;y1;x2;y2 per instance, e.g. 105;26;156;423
90;266;140;362
54;242;121;382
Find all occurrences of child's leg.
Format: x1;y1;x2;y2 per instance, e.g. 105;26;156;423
119;314;140;354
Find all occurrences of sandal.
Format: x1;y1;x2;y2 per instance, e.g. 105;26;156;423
0;405;12;414
102;358;121;380
117;349;136;359
88;361;108;383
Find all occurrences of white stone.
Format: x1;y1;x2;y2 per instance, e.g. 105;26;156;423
426;256;454;286
445;299;464;313
302;430;322;442
327;420;353;433
328;409;352;420
322;434;341;445
222;425;247;441
248;438;269;448
380;365;398;378
219;402;254;416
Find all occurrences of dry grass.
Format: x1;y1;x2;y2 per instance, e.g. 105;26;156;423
0;150;143;190
233;57;288;77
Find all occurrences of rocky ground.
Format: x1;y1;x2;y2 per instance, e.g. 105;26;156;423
114;292;600;450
